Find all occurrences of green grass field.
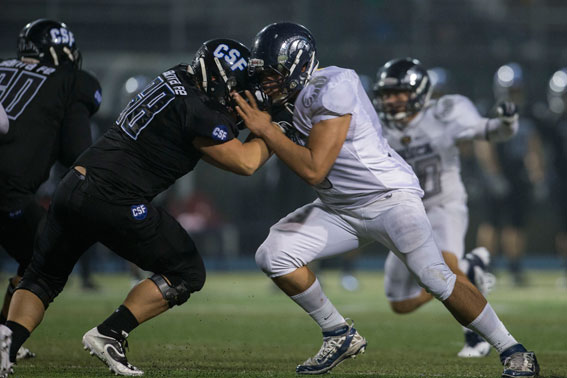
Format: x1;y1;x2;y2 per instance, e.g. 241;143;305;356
9;270;567;377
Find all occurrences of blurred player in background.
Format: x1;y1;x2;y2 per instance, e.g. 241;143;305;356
0;38;274;377
235;21;539;377
0;18;101;361
475;62;546;286
542;68;567;285
373;57;517;358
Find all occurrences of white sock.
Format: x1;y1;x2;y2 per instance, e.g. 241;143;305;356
466;303;518;353
290;279;346;332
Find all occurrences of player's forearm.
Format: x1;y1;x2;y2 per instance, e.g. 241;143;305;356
260;125;327;186
237;137;272;175
0;104;8;135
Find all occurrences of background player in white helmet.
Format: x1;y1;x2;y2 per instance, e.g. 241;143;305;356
373;57;519;358
234;22;539;377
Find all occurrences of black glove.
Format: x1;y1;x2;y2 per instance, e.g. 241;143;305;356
497;101;518;124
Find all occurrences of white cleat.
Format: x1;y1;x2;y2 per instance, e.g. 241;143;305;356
296;319;367;375
466;247;496;295
458;330;491;358
82;327;143;376
0;325;13;378
16;346;36;360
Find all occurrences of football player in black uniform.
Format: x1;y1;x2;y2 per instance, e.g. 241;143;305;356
0;38;273;377
0;19;101;361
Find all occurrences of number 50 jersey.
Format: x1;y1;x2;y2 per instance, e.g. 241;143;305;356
383;95;489;209
0;58;101;212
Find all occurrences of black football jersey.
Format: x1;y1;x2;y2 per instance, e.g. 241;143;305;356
0;58;101;211
76;64;239;203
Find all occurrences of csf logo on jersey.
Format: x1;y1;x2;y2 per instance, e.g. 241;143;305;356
131;204;148;220
213;44;247;71
212;125;229;141
49;27;75;46
94;90;102;106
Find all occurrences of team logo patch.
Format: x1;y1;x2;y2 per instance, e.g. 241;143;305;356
302;77;328;108
212;125;229;141
94;89;102;106
131;204;147;220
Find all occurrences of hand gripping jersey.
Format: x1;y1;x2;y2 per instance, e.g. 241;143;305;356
383;94;488;209
291;66;422;210
0;58;101;211
77;64;240;203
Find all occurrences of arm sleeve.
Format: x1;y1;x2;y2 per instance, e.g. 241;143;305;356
0;103;8;135
58;101;93;167
434;95;488;141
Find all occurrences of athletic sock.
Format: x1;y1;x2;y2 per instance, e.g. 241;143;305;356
97;305;139;340
290;279;346;332
6;321;29;363
466;303;518;353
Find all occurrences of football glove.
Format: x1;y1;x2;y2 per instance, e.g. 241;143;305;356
274;120;304;146
497;101;518;124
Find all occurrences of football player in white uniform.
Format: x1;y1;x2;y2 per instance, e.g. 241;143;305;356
233;22;539;377
373;57;518;358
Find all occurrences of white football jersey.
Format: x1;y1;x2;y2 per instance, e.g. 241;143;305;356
384;94;488;209
291;66;422;210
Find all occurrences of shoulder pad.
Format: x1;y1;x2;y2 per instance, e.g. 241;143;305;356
74;69;102;116
433;94;476;123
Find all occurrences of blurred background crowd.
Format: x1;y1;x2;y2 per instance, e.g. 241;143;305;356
0;0;565;288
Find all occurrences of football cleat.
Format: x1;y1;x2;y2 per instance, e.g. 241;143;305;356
501;348;540;377
457;330;491;358
0;325;13;378
465;247;496;295
82;327;143;376
296;319;367;375
16;345;36;360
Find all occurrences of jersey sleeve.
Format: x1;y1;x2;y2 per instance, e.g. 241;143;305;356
309;70;358;124
433;94;487;141
73;70;102;116
186;98;238;143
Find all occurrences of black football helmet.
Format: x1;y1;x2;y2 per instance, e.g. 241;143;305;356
189;38;251;108
17;19;81;68
248;22;318;107
373;57;432;129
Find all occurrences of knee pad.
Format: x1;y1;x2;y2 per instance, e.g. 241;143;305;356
17;269;64;309
255;242;298;278
415;262;456;301
149;274;193;308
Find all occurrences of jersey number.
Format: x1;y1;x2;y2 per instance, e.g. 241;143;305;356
414;155;442;199
0;68;47;120
116;76;175;140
